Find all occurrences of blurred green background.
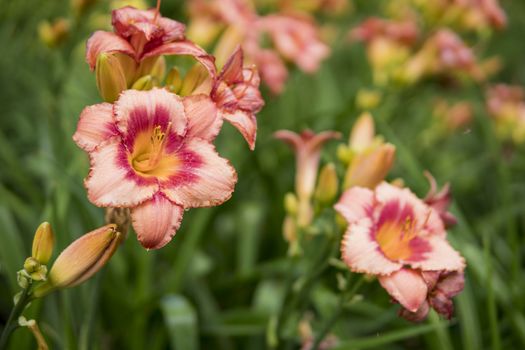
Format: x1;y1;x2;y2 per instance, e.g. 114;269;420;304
1;0;525;349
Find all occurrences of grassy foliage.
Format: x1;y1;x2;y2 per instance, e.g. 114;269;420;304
0;0;525;349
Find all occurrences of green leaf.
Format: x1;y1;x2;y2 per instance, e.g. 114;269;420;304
161;294;199;350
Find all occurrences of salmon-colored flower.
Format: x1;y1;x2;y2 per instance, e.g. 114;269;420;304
73;88;236;249
211;48;264;150
485;84;525;144
349;17;419;47
86;6;216;84
335;182;465;320
276;129;340;226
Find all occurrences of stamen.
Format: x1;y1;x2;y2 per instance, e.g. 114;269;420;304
133;123;171;173
153;0;161;23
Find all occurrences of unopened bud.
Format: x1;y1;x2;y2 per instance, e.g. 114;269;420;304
132;75;156;91
343;143;396;189
96;53;127;102
23;258;47;281
179;64;208;96
33;225;121;297
282;215;297;243
38;18;70;48
284;192;298;215
315;163;339;204
356;89;382;110
336;144;353;165
349;112;375;152
166;67;182;93
150;57;166;81
32;222;54;265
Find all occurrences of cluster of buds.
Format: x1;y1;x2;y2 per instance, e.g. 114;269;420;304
186;0;330;94
485;84;525;144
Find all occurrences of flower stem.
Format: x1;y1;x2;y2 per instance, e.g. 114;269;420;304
0;286;33;350
311;276;365;350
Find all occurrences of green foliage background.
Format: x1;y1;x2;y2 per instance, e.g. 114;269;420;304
1;0;525;349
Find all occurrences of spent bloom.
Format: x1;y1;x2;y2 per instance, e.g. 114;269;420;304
86;5;216;100
275;129;340;227
211;48;264;149
73;88;237;249
335;182;465;321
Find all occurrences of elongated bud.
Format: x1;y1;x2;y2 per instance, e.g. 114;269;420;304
284;192;298;215
166;67;182;93
150;56;166;81
315;163;338;204
132;75;156;91
356;89;382;110
38;18;70;48
33;225;121;297
343;143;396;189
179;64;208;96
96;53;127;102
349;112;375;152
32;222;54;265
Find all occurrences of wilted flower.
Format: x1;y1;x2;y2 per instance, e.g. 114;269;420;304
86;5;216;100
211;48;264;149
485;84;525;144
275;129;340;227
335;182;465;321
33;225;121;297
73;88;237;249
342;113;396;189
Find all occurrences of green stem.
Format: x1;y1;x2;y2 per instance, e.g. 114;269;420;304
0;285;33;350
311;276;365;350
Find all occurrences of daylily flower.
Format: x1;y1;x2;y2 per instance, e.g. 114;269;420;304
73;88;237;249
86;5;216;98
211;47;264;150
486;84;525;144
335;182;465;321
432;99;473;132
275;129;340;227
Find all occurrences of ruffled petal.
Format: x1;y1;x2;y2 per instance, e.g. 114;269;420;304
143;40;217;79
131;193;184;249
183;94;222;141
341;217;402;275
73;103;118;152
334;186;375;224
221;110;257;150
85;139;158;207
86;31;135;70
162;139;237;208
378;268;428;312
409;236;466;272
114;89;187;147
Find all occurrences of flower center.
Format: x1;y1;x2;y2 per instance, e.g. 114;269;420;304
132;124;171;174
376;216;418;261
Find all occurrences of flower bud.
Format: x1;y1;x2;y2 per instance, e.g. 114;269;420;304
32;222;54;265
166;67;182;93
96;53;127;102
356;89;382;110
349;113;375;152
343;143;396;189
38;18;70;48
179;64;208;96
131;75;156;91
284;192;298;215
33;225;121;297
315;163;339;204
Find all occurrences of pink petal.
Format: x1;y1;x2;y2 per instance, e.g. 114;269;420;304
253;49;288;94
233;83;264;112
378;269;428;312
162;139;237;208
409;236;466;272
334;187;375;223
221;110;257;150
341;217;402;275
220;47;244;83
131;193;184;249
112;7;157;39
73;103;118;152
183;94;222;141
114;88;187;139
143;41;217;79
85;139;158;207
85;31;135;70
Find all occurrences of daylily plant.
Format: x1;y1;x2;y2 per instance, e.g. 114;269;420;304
335;182;465;321
73;88;237;249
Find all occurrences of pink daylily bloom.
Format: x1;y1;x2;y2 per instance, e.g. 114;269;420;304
423;172;457;228
257;15;330;73
73;88;236;249
211;47;264;150
86;6;216;78
349;17;419;47
335;182;465;320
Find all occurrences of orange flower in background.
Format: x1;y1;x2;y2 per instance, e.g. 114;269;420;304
74;89;237;249
335;182;465;321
